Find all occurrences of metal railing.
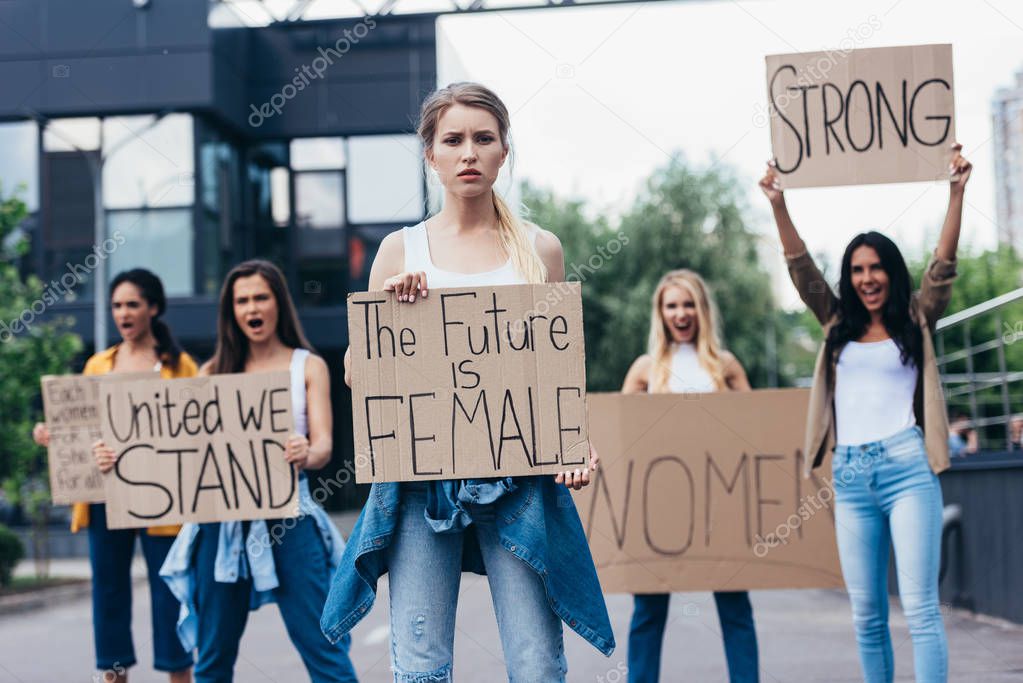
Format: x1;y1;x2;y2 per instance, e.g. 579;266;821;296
935;287;1023;452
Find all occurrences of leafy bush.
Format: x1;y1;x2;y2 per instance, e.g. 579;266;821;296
0;523;25;587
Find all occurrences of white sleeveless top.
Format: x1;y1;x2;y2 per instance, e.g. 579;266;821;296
402;221;534;288
648;343;717;394
290;348;310;437
834;339;917;446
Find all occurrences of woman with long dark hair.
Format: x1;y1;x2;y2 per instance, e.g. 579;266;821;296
319;82;611;682
759;144;972;683
33;268;194;683
623;269;759;683
156;260;357;683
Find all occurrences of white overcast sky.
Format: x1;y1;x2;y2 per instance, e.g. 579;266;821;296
437;0;1023;307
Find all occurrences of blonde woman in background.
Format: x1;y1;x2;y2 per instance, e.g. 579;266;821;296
621;270;760;683
319;82;612;682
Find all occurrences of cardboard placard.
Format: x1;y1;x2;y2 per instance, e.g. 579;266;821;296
349;283;589;483
41;375;105;505
766;44;955;188
42;372;157;505
577;389;843;593
100;372;299;529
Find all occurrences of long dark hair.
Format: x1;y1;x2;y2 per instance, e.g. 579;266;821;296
209;260;313;374
824;232;922;375
110;268;183;370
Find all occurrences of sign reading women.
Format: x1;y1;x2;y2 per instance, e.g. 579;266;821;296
348;283;589;482
578;389;843;592
100;372;299;529
766;44;955;188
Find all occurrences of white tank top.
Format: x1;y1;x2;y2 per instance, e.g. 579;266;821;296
834;339;917;446
402;221;535;288
648;343;717;394
290;348;310;437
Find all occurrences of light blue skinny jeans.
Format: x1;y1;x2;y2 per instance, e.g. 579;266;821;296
386;482;567;682
833;425;947;683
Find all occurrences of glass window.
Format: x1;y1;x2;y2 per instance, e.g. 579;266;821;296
45;245;97;302
249;142;290;268
291;138;345;171
271;167;290;227
295;172;344;228
102;114;195;209
346;134;423;224
348;225;392;293
0;121;39;212
43;117;100;152
198;128;242;297
107;209;194;296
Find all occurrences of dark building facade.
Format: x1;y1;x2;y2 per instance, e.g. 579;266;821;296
0;0;438;508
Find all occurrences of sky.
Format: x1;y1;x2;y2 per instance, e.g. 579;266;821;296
436;0;1023;307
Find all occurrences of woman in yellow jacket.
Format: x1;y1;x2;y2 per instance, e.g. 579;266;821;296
33;269;194;683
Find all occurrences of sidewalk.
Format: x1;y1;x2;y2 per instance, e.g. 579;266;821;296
1;577;1020;681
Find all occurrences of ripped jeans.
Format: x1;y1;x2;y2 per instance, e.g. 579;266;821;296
386;482;566;682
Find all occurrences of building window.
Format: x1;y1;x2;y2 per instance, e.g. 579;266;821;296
295;172;345;230
40;114;197;300
291;137;346;171
346;134;423;224
197;118;243;297
43;117;101;153
0;121;40;212
102;115;195;209
290;138;346;306
107;209;194;297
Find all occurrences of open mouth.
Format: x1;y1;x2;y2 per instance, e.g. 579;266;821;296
673;320;693;332
119;321;134;331
246;319;264;331
860;286;883;305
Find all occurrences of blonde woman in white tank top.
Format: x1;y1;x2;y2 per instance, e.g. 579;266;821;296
619;270;761;683
325;83;612;682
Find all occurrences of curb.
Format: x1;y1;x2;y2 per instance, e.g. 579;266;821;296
0;576;145;618
0;579;92;617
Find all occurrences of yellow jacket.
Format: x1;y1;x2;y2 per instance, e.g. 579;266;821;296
70;345;199;535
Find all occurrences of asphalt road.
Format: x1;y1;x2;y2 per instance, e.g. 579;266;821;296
1;567;1021;682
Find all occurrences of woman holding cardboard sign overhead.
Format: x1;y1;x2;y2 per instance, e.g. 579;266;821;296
146;260;355;683
319;82;612;682
620;270;760;683
759;143;972;683
33;268;195;683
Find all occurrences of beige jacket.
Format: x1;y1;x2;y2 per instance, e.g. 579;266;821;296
786;250;957;477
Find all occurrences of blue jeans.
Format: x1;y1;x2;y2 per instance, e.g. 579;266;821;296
834;426;947;683
192;517;357;683
87;503;192;673
628;592;758;682
386;482;567;682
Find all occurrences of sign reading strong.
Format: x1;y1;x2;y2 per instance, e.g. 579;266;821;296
766;43;955;188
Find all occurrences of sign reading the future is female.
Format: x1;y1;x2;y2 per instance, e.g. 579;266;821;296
348;283;589;483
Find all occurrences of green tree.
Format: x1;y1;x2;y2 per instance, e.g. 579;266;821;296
523;157;794;391
0;185;82;576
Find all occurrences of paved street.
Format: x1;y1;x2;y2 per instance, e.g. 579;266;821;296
1;562;1021;682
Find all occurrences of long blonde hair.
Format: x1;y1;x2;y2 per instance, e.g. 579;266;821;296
417;82;547;284
648;270;727;392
